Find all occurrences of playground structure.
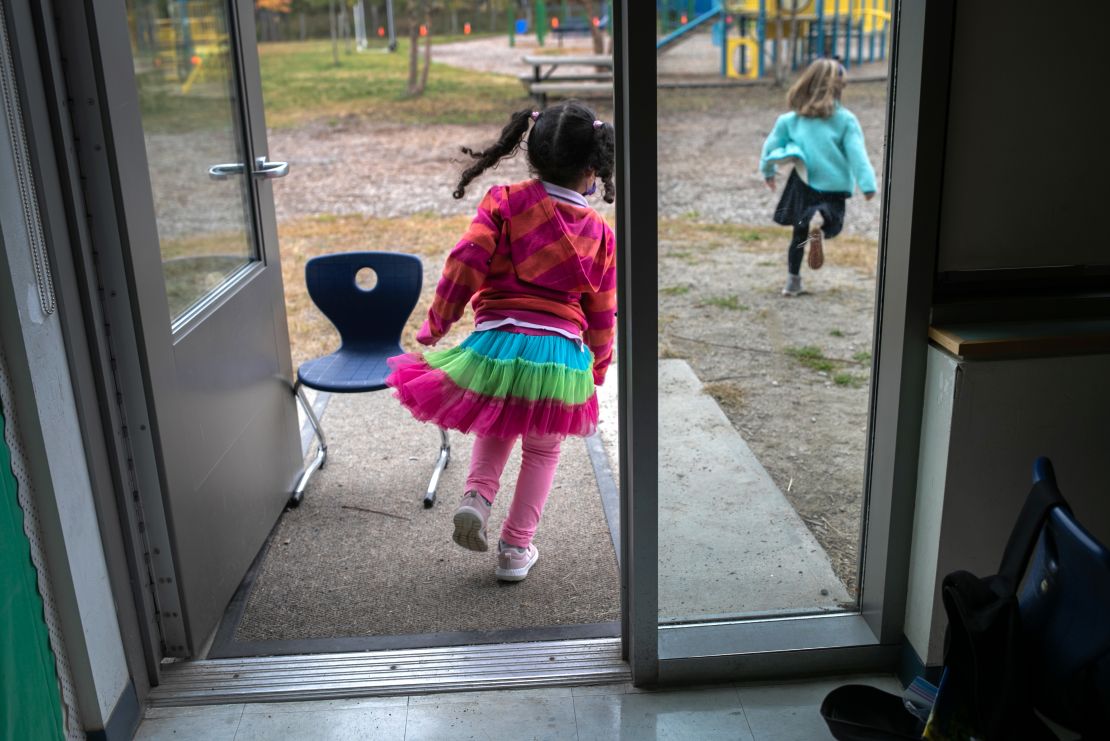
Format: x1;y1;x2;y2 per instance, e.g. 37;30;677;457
354;0;398;52
508;2;612;48
130;1;232;94
657;0;891;80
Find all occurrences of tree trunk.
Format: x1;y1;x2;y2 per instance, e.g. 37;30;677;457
418;5;432;92
407;2;420;94
774;2;786;86
299;11;306;41
330;0;339;65
591;1;605;54
787;7;799;73
341;4;351;53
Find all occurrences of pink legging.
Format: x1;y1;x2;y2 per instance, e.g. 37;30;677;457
465;432;563;548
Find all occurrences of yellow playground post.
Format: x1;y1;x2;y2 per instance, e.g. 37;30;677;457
129;2;230;95
722;0;891;80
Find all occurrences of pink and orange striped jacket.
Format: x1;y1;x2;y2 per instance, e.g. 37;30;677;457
419;180;617;384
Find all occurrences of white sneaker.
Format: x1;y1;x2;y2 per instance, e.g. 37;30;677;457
495;540;539;581
452;491;491;552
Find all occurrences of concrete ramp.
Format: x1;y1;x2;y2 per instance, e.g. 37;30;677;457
597;359;850;620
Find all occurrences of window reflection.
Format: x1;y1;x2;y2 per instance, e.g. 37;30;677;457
128;0;256;322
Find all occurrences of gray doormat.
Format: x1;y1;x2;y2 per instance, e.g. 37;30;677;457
209;392;620;657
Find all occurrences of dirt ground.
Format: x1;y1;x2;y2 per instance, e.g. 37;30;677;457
655;81;888;597
270;33;889;596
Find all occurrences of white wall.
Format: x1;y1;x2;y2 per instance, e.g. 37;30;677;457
905;348;956;663
908;347;1110;664
936;1;1110;272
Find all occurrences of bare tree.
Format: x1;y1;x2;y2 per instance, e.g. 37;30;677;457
773;2;786;86
787;2;800;79
419;3;432;90
407;1;419;88
330;0;340;65
341;2;352;53
774;0;802;86
406;0;432;96
590;0;605;55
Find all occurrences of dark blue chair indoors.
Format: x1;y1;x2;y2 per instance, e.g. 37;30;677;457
292;252;450;507
1018;457;1110;734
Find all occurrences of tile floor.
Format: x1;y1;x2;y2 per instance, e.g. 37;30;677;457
136;674;902;740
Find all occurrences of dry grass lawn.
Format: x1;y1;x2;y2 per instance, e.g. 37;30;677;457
278;213;473;369
279;215;876;371
657;220;878;275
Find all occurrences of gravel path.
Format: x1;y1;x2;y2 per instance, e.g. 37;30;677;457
272;32;886;242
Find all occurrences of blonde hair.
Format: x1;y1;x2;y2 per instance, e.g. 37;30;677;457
786;58;846;118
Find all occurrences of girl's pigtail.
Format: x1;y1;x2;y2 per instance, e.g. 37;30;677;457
591;121;617;204
453;108;534;199
599;174;615;204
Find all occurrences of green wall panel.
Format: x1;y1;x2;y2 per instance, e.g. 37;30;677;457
0;410;64;741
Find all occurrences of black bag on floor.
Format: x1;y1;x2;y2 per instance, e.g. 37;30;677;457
819;684;923;740
923;477;1063;741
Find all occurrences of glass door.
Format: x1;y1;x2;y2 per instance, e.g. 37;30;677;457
86;0;302;657
617;0;933;683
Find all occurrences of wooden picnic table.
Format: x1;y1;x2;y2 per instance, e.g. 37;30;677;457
520;54;614;106
521;54;613;81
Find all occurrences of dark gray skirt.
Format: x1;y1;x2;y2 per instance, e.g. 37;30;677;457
773;168;850;238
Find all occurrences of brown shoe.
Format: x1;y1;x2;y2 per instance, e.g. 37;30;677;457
806;229;824;270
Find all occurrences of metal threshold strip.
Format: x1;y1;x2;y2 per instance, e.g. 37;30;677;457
148;637;628;706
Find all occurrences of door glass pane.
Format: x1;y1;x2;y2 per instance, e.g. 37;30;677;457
657;6;892;622
128;0;255;322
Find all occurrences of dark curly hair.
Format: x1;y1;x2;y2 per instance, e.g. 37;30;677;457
453;100;616;204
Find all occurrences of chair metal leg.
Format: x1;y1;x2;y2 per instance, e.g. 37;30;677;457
291;380;328;507
423;427;451;508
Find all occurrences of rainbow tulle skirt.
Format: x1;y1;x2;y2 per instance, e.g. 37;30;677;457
386;329;598;439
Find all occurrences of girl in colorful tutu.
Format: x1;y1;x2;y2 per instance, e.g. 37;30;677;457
386;101;616;582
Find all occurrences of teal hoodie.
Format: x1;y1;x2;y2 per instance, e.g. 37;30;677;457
759;105;877;195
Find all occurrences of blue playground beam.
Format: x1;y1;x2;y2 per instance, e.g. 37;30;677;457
657;2;724;52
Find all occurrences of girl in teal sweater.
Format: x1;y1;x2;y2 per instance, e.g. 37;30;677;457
760;57;877;296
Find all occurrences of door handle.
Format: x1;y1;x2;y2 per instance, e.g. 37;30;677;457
207;156;289;181
208;162;245;180
252;156;289;179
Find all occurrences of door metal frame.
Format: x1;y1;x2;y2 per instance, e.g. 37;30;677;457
618;0;953;685
28;0;179;688
66;0;197;658
3;0;155;718
612;0;659;686
857;0;953;648
147;637;629;706
23;0;952;700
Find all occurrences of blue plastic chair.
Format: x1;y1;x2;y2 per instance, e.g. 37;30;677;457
292;252;450;507
1018;457;1110;733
